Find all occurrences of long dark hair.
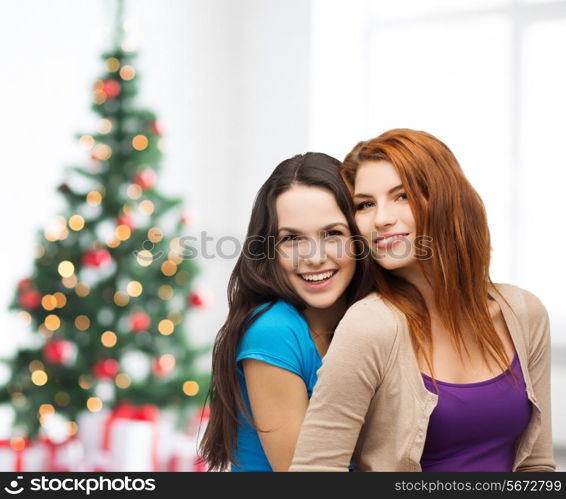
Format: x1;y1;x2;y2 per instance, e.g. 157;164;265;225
199;152;375;470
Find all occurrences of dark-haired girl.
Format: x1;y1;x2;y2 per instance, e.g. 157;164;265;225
291;129;554;472
199;153;374;471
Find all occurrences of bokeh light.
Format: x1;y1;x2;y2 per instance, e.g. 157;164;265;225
86;397;103;412
158;319;174;336
113;291;129;307
132;134;148;151
126;281;143;297
115;373;131;389
158;285;174;300
120;65;136;80
86;191;103;206
127;184;143;199
136;250;153;267
101;331;117;347
31;370;48;386
182;381;199;396
44;314;61;331
75;315;91;330
106;57;120;72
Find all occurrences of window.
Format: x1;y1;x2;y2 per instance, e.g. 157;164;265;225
309;0;566;344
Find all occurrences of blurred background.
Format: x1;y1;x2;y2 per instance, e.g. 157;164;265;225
0;0;564;471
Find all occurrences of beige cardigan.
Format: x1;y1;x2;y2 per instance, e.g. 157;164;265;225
290;284;555;472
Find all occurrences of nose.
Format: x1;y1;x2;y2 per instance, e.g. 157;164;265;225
299;237;327;267
374;202;397;230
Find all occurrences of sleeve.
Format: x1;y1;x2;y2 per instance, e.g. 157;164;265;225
516;290;556;472
236;305;304;378
290;298;398;472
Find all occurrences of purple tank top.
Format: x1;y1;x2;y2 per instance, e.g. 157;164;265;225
420;353;532;472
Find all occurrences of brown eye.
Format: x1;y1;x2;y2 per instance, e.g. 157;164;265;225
325;230;343;237
356;201;374;210
280;234;299;243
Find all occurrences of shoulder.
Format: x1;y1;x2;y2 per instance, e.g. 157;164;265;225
340;292;400;330
492;283;551;353
321;293;400;379
240;300;309;351
492;283;549;324
334;292;400;348
237;300;312;377
247;300;306;333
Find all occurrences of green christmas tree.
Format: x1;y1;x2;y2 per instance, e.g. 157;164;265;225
1;1;209;440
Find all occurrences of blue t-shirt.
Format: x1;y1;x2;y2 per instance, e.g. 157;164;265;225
231;300;322;472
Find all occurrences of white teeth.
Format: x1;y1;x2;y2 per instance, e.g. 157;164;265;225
300;271;335;282
378;234;406;243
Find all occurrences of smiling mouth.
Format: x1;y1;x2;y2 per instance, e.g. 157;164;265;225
374;233;409;244
298;270;337;282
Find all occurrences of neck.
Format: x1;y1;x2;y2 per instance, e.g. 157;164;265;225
393;264;436;312
301;297;347;338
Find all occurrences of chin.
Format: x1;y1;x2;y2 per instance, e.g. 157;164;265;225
378;258;413;272
301;293;341;310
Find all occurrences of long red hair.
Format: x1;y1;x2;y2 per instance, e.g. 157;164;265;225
342;128;509;377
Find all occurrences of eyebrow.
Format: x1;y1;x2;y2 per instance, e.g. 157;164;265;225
277;222;349;234
353;184;404;199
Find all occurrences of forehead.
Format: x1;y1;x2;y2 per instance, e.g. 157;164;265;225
276;185;346;229
354;160;401;193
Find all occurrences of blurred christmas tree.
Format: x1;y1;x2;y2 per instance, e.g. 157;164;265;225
1;0;209;441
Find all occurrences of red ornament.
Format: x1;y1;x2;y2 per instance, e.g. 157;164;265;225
19;289;41;310
149;120;162;136
194;456;209;472
130;312;151;332
152;357;174;377
82;249;112;268
116;214;135;231
199;405;211;421
102;79;121;99
18;278;33;290
132;169;156;190
43;339;74;365
186;404;211;434
92;359;120;379
187;290;212;309
181;212;192;226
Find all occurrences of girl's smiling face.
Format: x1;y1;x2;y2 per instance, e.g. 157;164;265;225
353;160;419;276
276;184;357;311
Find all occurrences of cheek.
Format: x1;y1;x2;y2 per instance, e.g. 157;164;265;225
355;213;373;236
277;251;294;273
343;256;357;278
329;241;357;271
400;206;416;228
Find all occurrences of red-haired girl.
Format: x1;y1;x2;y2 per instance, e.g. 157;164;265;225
291;129;554;472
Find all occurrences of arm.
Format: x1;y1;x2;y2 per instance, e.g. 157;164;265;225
516;290;555;472
290;298;397;471
242;359;309;472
